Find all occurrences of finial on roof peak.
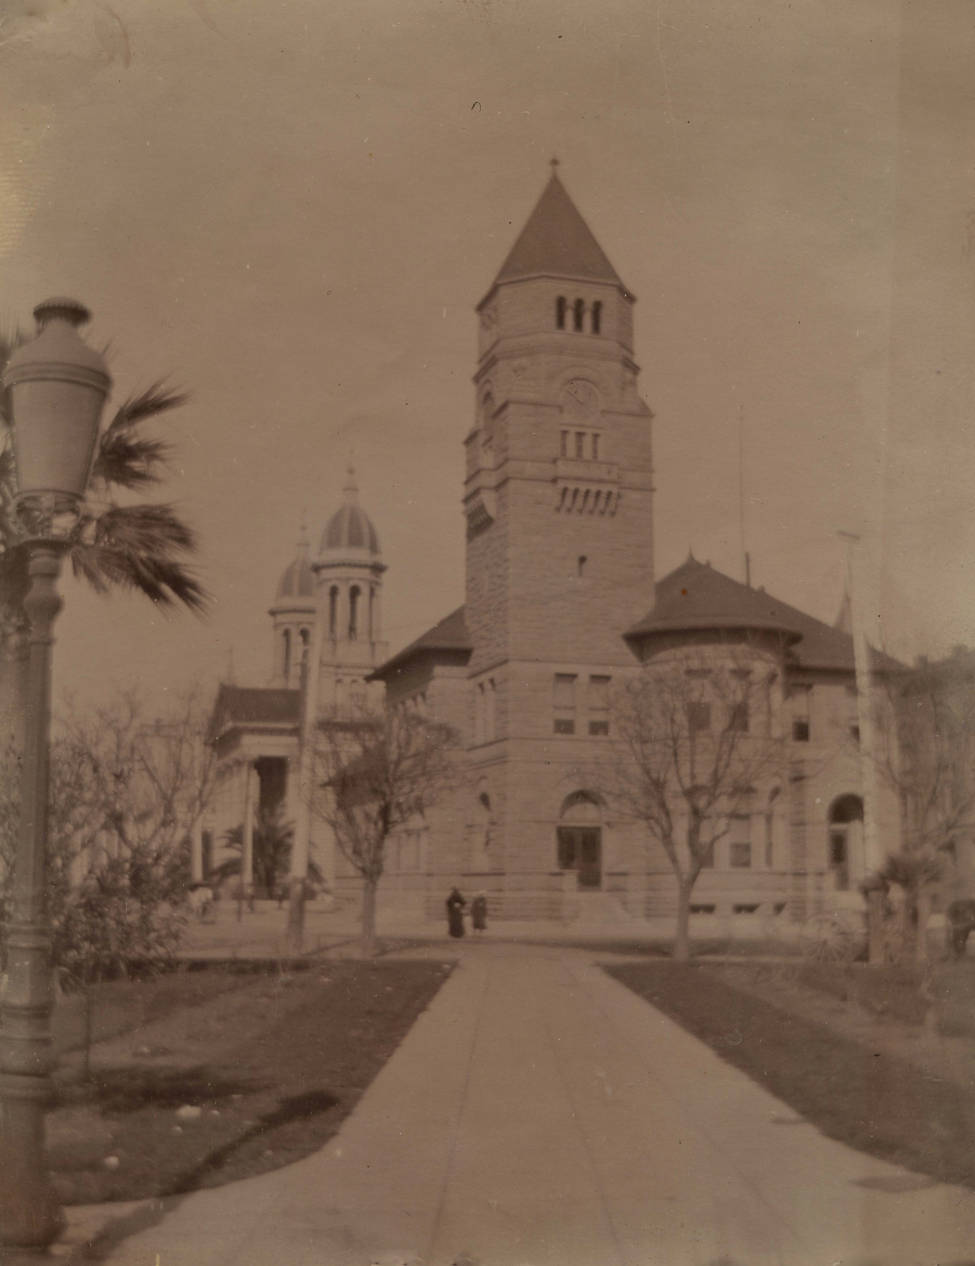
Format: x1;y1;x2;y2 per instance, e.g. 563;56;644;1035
686;546;697;563
550;155;560;172
343;465;359;503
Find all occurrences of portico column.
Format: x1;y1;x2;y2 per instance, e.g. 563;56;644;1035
190;817;204;883
242;762;256;892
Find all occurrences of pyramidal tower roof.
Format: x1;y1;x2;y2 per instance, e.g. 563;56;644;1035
492;161;628;292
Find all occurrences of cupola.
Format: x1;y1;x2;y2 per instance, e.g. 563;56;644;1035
319;467;382;560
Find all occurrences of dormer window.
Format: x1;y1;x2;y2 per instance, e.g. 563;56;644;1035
591;301;602;335
573;298;585;332
556;296;567;329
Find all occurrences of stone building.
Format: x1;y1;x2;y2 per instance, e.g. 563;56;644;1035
205;469;387;894
371;166;903;925
208;166;904;925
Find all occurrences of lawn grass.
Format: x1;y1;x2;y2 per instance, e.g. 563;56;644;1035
47;959;453;1204
606;960;975;1190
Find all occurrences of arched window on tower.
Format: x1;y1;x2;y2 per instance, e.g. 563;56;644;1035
349;586;360;641
368;586;376;640
299;627;310;675
556;296;567;329
282;628;292;682
573;298;585;332
480;390;495;449
591;301;602;335
328;586;338;639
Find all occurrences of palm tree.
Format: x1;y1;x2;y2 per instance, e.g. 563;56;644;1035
1;331;207;744
217;804;296;898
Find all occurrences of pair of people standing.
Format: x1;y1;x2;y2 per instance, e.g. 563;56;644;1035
445;888;488;937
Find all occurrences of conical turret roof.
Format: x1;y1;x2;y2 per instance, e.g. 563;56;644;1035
492;164;628;291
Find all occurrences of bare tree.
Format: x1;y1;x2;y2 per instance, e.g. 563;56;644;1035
0;686;218;984
590;650;786;961
875;655;975;961
310;702;457;956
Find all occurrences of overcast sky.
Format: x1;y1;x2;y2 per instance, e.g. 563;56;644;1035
1;0;974;713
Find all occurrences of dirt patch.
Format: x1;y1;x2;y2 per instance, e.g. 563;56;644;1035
606;960;975;1190
48;959;453;1204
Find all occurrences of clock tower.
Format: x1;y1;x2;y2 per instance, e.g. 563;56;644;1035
464;163;655;675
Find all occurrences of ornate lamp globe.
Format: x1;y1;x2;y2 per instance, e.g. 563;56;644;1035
2;297;112;533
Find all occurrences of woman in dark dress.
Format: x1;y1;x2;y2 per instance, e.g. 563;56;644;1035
471;892;488;933
446;887;467;938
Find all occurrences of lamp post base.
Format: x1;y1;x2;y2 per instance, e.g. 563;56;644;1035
0;1090;64;1252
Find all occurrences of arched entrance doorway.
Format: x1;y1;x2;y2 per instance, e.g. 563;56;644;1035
828;794;864;892
557;792;602;889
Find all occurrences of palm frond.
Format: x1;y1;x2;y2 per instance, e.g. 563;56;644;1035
93;503;199;556
68;503;208;613
102;382;189;433
69;543;207;613
90;382;188;491
91;433;171;490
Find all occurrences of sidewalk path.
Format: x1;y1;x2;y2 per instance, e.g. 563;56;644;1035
85;942;975;1266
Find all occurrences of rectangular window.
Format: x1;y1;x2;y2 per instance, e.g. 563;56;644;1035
690;903;716;915
698;841;715;869
730;811;752;867
688;701;711;733
553;673;577;709
560;429;569;458
791;687;811;742
591;433;600;461
728;701;749;733
553;673;577;735
587;675;610;737
575;431;585;459
588;674;610;711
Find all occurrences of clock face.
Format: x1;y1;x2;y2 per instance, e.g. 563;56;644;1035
561;378;599;418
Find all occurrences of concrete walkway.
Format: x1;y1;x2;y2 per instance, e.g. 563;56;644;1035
75;942;975;1266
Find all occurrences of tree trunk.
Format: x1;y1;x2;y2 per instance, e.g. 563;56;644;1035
915;888;931;964
674;878;694;962
361;877;378;958
80;988;91;1083
285;875;306;956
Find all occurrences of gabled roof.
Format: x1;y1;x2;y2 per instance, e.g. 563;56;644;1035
370;607;471;681
626;557;900;673
492;169;628;292
208;684;300;741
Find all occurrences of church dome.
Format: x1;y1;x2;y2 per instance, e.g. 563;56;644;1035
273;526;315;604
319;468;382;558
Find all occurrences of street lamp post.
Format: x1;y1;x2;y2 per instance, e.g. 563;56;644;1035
0;299;110;1252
